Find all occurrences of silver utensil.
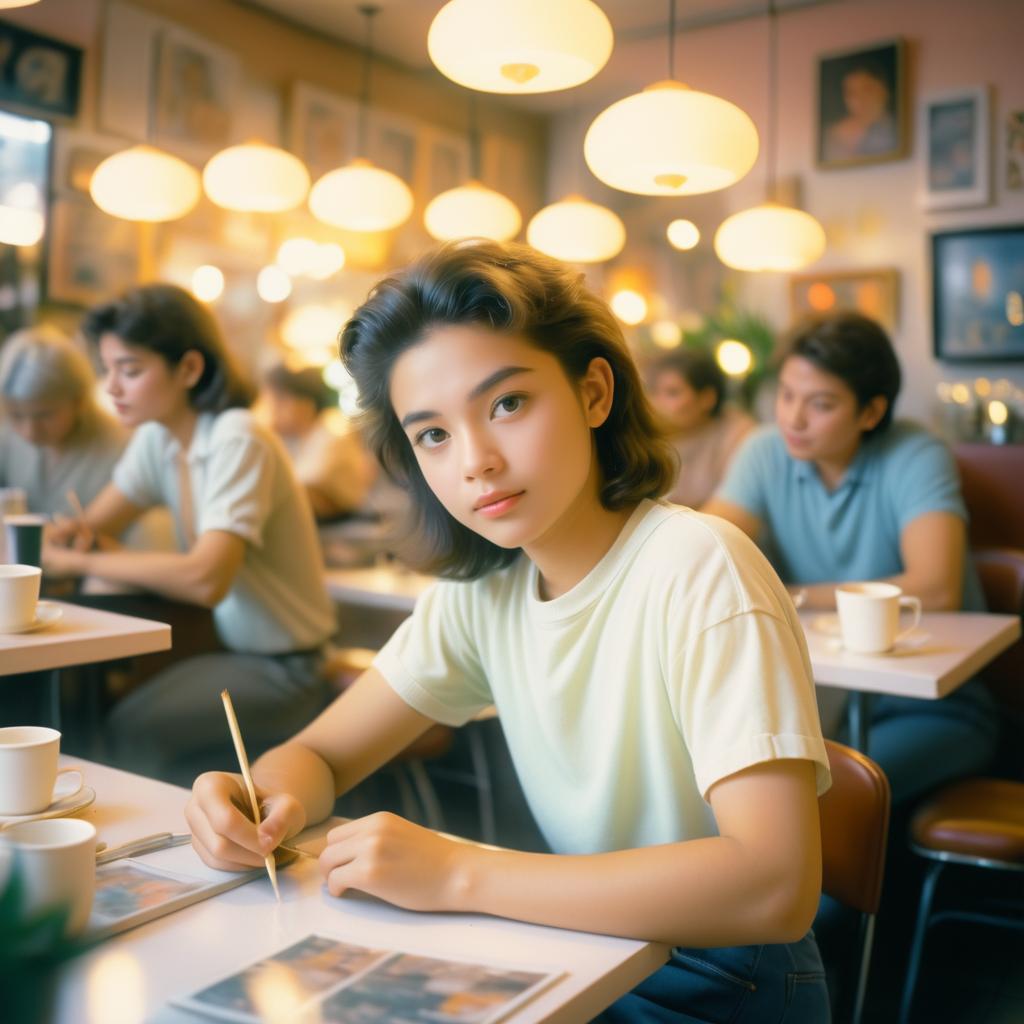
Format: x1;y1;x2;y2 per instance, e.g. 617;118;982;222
95;831;191;864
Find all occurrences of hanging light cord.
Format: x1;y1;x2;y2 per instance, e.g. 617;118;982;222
667;0;677;80
468;93;482;181
767;0;778;200
356;4;379;157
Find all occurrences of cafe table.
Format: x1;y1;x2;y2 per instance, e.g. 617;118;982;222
0;601;171;730
48;757;668;1024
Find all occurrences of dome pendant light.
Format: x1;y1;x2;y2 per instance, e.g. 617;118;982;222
714;1;825;271
585;0;758;196
527;195;625;264
203;141;309;213
428;0;613;95
309;6;413;232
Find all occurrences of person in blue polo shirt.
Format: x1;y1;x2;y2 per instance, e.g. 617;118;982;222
704;312;996;807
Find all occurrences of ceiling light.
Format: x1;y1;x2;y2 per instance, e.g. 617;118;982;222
526;196;625;263
203;142;309;213
716;339;753;376
191;265;225;303
90;145;201;222
666;219;700;250
424;181;521;242
257;265;292;304
611;290;647;325
310;159;413;232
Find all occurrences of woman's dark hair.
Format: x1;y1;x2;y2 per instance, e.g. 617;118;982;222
780;311;901;434
264;363;336;412
81;284;254;412
648;348;727;416
341;240;676;580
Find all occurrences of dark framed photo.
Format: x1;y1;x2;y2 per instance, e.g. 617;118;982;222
0;20;82;120
817;38;907;169
920;87;990;209
932;226;1024;362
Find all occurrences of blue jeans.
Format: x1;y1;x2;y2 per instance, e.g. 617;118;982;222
597;931;829;1023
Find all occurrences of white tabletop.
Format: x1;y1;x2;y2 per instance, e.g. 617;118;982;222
0;601;171;676
325;566;435;612
54;758;667;1024
798;611;1021;699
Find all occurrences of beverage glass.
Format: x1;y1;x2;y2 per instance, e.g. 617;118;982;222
835;582;922;654
4;513;48;568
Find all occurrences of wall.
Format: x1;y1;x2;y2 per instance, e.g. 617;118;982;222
548;0;1024;423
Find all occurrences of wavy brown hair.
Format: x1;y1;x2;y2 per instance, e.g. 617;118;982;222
340;240;676;580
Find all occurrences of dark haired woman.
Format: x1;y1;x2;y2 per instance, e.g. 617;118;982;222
705;311;996;807
43;284;335;784
647;348;754;507
186;242;830;1021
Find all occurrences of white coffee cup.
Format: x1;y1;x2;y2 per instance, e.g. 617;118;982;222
0;726;83;816
835;582;922;654
0;818;97;935
0;564;41;631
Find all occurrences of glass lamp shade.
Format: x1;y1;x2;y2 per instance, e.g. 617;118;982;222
713;203;826;272
585;81;759;196
309;160;413;232
424;181;521;241
0;1;41;7
0;205;43;246
90;145;201;222
428;0;612;94
526;196;625;263
203;143;309;212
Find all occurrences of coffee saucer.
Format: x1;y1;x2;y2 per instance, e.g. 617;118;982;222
809;613;841;637
824;632;931;656
0;601;63;635
0;781;96;827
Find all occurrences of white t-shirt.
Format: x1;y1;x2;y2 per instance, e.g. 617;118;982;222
375;500;830;856
113;409;335;654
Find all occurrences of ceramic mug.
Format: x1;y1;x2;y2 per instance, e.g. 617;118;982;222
0;564;41;631
0;726;83;816
3;514;47;569
0;818;97;935
835;582;922;654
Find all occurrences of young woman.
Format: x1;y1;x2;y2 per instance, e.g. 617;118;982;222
704;312;996;807
43;285;336;785
186;243;831;1021
647;348;755;507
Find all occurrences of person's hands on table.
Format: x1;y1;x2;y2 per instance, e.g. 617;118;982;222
42;539;88;578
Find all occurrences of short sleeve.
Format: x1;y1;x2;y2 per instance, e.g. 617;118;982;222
714;428;773;517
671;610;831;800
372;582;492;726
112;425;165;509
197;435;276;548
888;433;967;533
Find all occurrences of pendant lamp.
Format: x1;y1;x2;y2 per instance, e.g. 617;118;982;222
428;0;613;95
203;142;309;213
309;7;413;232
424;97;521;242
585;1;757;196
90;144;201;222
0;1;42;7
713;1;825;272
527;195;625;264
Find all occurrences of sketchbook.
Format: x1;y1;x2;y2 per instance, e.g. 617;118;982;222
173;933;562;1024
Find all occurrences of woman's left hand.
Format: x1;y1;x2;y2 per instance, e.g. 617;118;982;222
42;541;87;578
318;812;472;912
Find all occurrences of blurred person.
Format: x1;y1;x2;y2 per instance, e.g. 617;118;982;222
43;285;335;785
260;364;374;521
647;349;755;508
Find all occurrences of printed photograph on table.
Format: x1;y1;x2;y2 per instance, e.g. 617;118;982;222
920;87;990;209
790;268;900;334
91;860;204;923
0;21;82;120
289;81;360;182
932;225;1024;362
817;39;907;169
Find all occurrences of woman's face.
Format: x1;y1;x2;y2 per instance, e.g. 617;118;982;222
649;369;716;432
389;324;610;554
4;396;79;448
98;333;196;428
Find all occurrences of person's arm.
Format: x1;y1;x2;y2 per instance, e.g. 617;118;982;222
702;497;762;541
798;511;966;611
44;528;246;607
46;482;145;551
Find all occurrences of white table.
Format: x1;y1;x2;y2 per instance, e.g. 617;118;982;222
0;601;171;729
325;566;433;613
53;758;668;1024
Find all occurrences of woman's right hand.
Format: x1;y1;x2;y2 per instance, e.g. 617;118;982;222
185;771;307;872
46;515;94;552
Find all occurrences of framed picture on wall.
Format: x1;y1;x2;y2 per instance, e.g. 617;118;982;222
288;82;359;182
790;268;900;334
816;39;907;169
920;87;990;209
0;20;82;121
932;226;1024;362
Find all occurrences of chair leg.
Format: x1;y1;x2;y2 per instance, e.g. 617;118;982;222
850;912;876;1024
466;726;497;845
899;860;945;1024
406;758;446;833
391;763;422;823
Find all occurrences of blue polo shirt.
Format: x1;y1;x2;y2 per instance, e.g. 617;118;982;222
715;421;985;611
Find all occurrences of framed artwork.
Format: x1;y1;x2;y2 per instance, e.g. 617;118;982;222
817;39;907;169
367;110;420;186
1007;111;1024;191
920;87;990;209
50;130;126;196
932;226;1024;362
790;268;900;334
288;82;359;181
46;197;140;308
425;129;471;197
0;20;81;121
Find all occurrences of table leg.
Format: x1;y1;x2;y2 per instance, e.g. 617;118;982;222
48;668;61;732
847;691;870;754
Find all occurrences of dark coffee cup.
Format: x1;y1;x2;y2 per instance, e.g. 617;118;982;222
4;514;47;568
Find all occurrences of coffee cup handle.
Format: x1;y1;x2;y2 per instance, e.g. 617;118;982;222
895;596;922;643
54;767;83;800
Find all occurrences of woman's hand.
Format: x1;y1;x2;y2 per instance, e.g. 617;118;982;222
185;771;307;872
41;540;88;578
47;515;94;552
319;812;473;912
